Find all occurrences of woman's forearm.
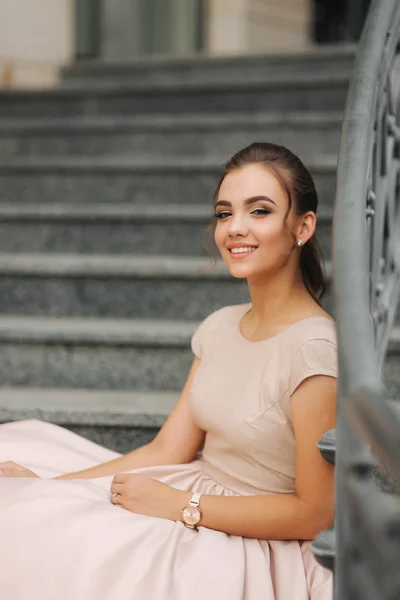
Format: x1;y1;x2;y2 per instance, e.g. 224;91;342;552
53;441;173;481
174;491;333;541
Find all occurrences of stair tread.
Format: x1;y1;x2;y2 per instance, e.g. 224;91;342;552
0;154;337;171
0;314;397;345
0;111;344;132
0;252;230;277
0;71;351;100
62;44;356;73
0;202;213;221
0;387;177;426
0;202;332;222
0;252;332;278
3;389;399;429
0;314;198;345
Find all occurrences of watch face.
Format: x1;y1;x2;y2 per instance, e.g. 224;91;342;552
182;505;201;526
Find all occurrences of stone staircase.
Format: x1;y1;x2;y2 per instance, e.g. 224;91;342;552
0;46;398;454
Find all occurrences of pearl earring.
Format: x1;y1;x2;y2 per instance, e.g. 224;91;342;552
297;240;303;247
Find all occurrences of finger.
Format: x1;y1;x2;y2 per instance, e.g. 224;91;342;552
0;461;24;470
110;482;124;494
112;474;126;484
0;468;21;477
110;493;123;506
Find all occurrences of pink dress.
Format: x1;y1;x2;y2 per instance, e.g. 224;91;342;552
0;303;338;600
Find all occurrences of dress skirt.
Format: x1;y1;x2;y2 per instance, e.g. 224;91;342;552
0;419;332;600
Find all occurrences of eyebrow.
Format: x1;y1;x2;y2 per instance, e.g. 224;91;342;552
215;195;277;208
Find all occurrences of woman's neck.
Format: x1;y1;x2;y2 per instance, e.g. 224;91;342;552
246;271;316;326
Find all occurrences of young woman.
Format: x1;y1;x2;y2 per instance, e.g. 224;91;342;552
0;142;337;600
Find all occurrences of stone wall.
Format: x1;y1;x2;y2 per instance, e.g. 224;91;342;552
207;0;312;55
247;0;312;53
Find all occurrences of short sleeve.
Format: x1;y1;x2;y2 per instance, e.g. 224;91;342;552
289;338;338;395
191;321;204;358
191;306;233;359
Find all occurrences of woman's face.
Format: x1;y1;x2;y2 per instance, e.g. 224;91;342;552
214;164;300;281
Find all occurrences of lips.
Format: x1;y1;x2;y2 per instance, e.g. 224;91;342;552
228;245;258;258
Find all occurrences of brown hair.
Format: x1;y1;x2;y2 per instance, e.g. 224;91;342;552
206;142;326;304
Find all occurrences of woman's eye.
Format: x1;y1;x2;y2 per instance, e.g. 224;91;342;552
251;208;270;216
214;208;270;219
214;211;231;219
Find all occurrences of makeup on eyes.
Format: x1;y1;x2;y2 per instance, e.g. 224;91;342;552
213;207;272;219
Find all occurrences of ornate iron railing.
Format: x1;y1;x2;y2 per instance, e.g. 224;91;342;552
312;1;400;598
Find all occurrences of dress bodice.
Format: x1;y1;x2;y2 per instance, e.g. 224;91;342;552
190;304;338;495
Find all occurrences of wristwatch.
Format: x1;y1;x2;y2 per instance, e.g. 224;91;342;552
181;492;202;529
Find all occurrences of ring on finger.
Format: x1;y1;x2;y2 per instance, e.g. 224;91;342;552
111;491;120;503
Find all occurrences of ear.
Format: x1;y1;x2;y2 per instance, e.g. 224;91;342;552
297;211;317;243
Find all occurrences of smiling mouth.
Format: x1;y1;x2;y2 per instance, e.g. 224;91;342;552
228;246;258;257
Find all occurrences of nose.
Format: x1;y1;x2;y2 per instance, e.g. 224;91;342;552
227;213;248;237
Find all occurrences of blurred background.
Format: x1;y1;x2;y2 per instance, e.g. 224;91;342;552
0;0;371;89
0;1;384;453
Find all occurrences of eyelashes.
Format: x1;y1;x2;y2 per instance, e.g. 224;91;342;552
213;208;271;219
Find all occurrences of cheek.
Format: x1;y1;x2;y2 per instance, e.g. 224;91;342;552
213;224;225;249
255;219;286;244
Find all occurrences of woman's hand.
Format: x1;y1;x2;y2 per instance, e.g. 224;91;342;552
0;460;39;478
110;473;190;522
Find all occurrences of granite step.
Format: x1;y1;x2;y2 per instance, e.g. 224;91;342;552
0;387;177;427
2;389;399;456
0;156;337;208
1;324;399;453
0;203;333;258
0;112;342;158
61;45;356;87
0;253;334;320
2;390;400;456
0;253;249;319
0;315;397;392
0;73;349;119
0;388;178;452
0;315;196;390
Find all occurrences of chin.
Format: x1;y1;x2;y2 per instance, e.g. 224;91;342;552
226;263;256;279
229;270;250;280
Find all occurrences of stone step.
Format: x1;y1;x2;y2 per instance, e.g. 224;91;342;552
0;253;248;319
0;319;400;453
0;112;342;157
0;73;349;118
0;315;397;388
0;202;333;258
0;315;195;390
61;45;356;87
0;387;176;427
0;387;177;452
0;156;337;208
2;389;399;456
0;253;334;320
3;394;400;457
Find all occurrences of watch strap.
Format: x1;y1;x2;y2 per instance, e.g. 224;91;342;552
189;492;201;507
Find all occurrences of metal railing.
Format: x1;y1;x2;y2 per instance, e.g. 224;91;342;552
312;1;400;598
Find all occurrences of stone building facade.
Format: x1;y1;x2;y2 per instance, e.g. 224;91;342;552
0;0;368;89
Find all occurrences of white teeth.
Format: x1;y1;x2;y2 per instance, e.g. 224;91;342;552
230;247;256;254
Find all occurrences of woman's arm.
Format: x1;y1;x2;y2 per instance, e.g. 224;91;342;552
130;373;336;540
55;358;205;480
54;442;174;481
188;374;337;539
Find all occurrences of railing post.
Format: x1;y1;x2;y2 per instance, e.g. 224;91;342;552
311;1;400;597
